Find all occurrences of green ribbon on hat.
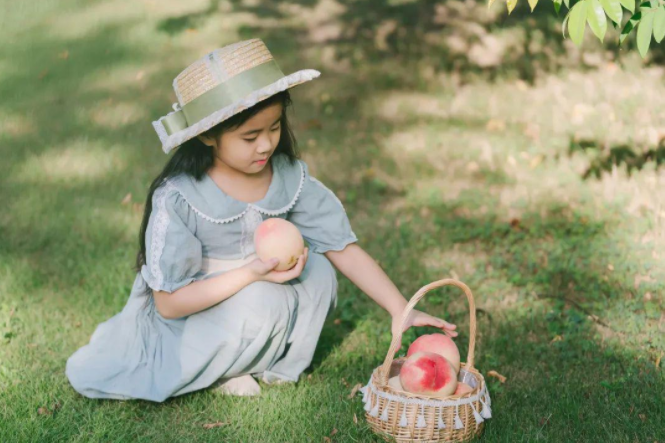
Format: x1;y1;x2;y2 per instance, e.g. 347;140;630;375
160;59;286;136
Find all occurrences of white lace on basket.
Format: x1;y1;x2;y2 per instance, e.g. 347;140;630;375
358;369;493;430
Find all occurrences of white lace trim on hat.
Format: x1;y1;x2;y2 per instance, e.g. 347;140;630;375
165;159;305;224
153;69;321;154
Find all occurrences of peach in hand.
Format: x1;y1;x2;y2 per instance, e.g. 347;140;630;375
399;351;458;398
254;218;305;271
407;333;461;373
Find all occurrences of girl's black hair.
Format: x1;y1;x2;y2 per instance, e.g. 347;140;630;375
134;90;300;304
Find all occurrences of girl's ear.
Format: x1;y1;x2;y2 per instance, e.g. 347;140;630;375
197;132;216;148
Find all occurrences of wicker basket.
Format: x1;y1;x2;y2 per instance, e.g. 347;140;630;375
358;279;492;442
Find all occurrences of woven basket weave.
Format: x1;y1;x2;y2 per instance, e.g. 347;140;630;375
358;279;492;442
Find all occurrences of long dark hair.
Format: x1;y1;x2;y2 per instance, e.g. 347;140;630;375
135;90;300;299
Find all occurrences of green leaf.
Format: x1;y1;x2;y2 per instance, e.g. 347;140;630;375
637;8;655;57
620;9;642;44
600;0;623;23
563;9;573;37
569;0;590;46
528;0;539;11
620;0;635;13
588;0;608;39
564;0;570;8
554;0;563;14
654;6;665;42
507;0;519;14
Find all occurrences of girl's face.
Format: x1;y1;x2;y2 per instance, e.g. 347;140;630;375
197;102;283;175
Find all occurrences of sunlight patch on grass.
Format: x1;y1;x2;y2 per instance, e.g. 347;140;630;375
12;140;126;183
81;64;159;95
420;243;487;278
86;99;149;129
369;90;450;124
45;0;148;38
0;111;35;138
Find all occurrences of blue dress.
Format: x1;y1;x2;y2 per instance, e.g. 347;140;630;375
65;153;359;402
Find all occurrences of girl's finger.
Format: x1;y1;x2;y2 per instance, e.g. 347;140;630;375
441;320;457;329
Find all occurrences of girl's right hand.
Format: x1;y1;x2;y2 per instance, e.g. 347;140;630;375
245;247;309;284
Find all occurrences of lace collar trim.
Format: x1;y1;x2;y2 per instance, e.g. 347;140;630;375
165;154;305;224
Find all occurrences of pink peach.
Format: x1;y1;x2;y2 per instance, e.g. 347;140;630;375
454;382;473;396
399;351;458;397
407;333;461;373
254;218;305;271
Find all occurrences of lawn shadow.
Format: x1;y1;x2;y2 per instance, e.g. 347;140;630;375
334;194;664;440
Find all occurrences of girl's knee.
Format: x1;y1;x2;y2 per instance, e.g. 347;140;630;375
232;281;291;327
303;252;338;312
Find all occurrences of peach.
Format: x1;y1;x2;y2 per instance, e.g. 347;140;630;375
407;333;461;373
388;375;406;393
399;351;458;397
253;218;305;271
454;382;473;396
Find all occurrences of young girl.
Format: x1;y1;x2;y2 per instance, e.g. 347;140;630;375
65;39;457;402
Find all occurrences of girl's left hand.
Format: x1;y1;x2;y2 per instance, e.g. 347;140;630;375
391;309;458;352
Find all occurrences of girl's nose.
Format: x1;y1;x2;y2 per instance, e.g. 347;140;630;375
257;135;273;153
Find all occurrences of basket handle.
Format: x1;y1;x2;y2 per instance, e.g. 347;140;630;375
375;278;477;387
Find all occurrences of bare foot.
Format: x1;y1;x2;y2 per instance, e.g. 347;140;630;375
212;374;261;396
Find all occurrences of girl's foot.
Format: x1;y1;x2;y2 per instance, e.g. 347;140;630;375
212;374;261;396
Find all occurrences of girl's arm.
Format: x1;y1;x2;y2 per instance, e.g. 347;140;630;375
324;243;458;341
153;248;309;319
153;267;256;319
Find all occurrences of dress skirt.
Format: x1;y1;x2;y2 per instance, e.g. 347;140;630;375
65;251;338;403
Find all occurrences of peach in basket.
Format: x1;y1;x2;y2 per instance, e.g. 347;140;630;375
357;279;492;442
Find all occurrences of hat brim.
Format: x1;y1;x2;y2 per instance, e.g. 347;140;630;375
152;69;321;154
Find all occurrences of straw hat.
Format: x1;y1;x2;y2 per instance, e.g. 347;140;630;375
152;38;321;154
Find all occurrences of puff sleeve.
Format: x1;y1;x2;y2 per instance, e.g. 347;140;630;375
287;161;359;254
140;182;203;293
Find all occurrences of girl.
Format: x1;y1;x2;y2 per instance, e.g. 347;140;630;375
65;39;457;402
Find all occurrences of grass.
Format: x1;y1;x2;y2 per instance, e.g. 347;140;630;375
1;0;663;441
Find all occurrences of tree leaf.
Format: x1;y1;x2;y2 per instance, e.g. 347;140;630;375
637;8;655;57
528;0;539;11
654;6;665;42
507;0;519;14
563;9;573;37
569;0;590;46
620;9;642;44
554;0;563;14
588;0;608;39
620;0;635;13
564;0;570;8
600;0;623;23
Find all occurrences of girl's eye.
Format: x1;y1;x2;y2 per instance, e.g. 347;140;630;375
244;126;280;142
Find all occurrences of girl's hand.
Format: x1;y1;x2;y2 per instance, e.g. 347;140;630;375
245;247;309;284
391;309;458;352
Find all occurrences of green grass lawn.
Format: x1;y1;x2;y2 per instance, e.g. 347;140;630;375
1;0;663;441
